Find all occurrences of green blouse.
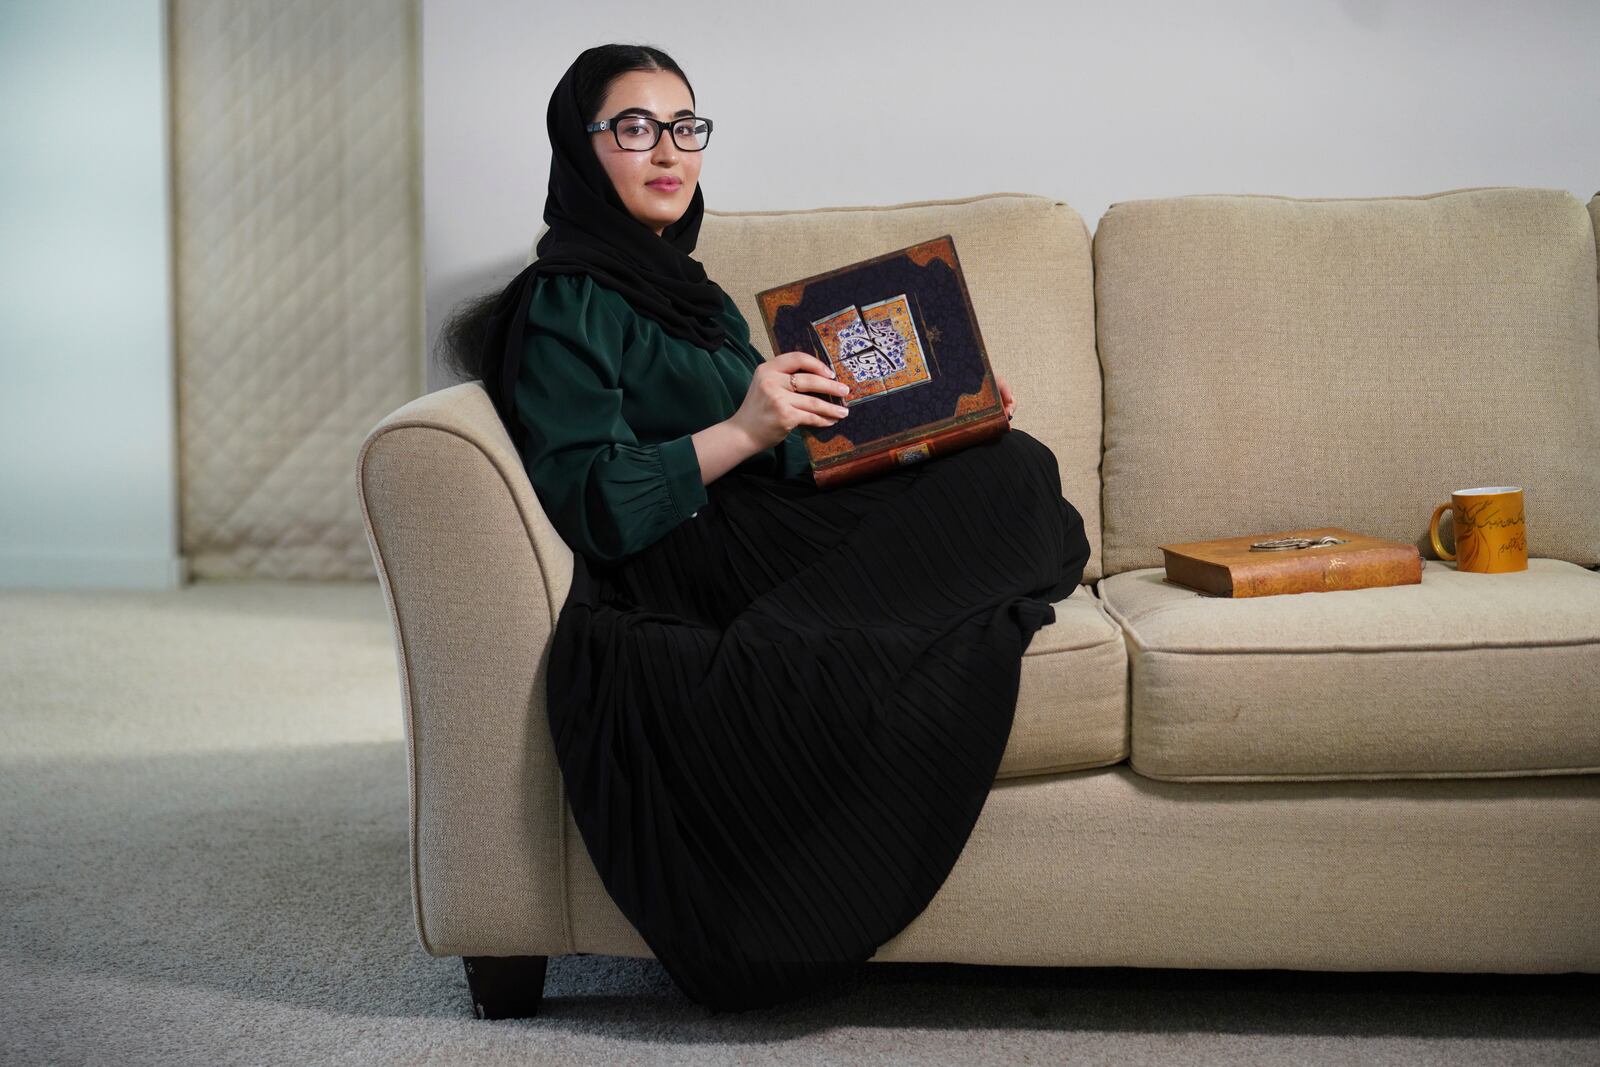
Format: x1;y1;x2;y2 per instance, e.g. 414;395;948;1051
512;272;812;562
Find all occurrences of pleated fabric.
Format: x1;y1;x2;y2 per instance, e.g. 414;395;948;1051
545;427;1091;1013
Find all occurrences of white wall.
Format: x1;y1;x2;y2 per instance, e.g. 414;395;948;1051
0;0;182;590
422;0;1600;391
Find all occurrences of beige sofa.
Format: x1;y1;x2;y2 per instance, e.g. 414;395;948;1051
357;187;1600;1019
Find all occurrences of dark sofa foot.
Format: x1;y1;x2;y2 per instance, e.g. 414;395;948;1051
463;955;549;1019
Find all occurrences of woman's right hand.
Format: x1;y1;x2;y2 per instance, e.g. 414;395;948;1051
730;350;851;450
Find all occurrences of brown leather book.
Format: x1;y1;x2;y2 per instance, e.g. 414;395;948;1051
1159;527;1423;597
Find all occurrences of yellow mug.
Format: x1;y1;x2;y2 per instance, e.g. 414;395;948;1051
1428;486;1528;573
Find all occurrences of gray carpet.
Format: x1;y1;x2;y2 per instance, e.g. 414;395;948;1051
3;579;1596;1065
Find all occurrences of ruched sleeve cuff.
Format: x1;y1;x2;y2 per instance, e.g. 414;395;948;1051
657;432;709;519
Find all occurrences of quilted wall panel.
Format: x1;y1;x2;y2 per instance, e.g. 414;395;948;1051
171;0;422;579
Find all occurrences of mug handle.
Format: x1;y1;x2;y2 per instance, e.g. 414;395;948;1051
1429;502;1456;561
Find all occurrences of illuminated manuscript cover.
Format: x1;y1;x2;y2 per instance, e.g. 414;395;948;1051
754;235;1009;489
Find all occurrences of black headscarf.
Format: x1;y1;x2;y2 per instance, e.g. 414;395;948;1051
479;50;729;454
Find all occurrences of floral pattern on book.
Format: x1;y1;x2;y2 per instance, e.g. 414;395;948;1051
810;294;933;404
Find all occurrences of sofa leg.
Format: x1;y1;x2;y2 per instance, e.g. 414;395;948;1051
462;955;549;1019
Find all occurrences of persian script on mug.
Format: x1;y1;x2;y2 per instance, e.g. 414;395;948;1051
1429;486;1528;573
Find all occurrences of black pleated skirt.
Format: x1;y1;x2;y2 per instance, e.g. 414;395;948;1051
545;427;1090;1013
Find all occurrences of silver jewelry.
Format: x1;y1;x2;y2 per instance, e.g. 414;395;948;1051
1249;536;1350;552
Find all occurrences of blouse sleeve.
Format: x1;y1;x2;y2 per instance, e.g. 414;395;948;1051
777;429;813;481
719;291;813;483
512;276;709;563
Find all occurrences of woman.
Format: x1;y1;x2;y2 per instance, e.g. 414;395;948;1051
444;43;1090;1014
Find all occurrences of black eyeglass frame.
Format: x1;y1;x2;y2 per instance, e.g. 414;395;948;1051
584;113;714;151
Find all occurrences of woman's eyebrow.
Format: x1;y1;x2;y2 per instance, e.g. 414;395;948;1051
615;106;696;119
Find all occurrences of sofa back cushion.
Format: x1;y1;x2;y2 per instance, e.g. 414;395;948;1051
696;193;1105;582
1094;186;1600;576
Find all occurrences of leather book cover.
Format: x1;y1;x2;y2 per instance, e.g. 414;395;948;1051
1159;527;1423;597
754;235;1009;488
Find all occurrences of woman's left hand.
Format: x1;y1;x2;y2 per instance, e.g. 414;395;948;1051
997;373;1017;418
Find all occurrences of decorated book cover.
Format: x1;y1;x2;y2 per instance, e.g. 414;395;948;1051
754;235;1009;488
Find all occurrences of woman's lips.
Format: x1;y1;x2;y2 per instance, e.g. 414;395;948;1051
646;178;681;192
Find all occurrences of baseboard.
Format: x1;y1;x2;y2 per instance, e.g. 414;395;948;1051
0;550;190;591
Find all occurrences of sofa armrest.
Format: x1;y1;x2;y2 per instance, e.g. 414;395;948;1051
356;382;577;957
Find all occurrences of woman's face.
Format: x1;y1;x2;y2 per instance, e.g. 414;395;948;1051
590;69;702;237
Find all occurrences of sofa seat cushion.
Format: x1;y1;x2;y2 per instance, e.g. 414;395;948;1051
998;584;1128;779
1098;559;1600;782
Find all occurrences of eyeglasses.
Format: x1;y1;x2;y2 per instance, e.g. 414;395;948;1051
585;113;713;152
